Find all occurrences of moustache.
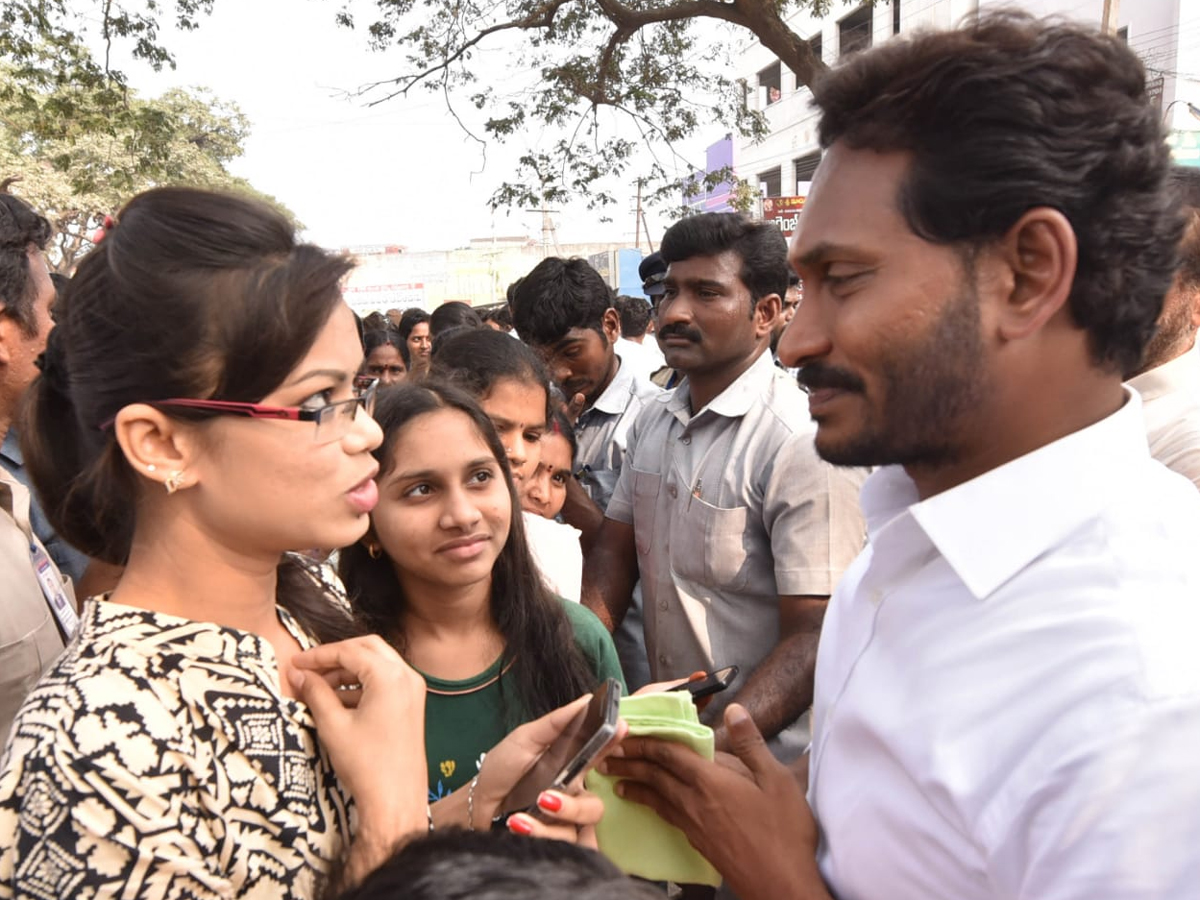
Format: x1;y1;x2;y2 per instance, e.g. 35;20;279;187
658;324;703;343
797;364;866;394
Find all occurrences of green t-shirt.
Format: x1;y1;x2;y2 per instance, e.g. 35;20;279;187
421;600;625;800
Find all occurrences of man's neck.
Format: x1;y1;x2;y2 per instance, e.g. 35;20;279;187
685;346;766;414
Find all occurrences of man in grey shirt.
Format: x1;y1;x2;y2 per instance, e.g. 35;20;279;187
583;214;865;760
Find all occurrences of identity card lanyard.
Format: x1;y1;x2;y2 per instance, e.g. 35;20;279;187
30;541;79;640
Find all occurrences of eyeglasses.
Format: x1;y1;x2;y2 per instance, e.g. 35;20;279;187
151;379;378;444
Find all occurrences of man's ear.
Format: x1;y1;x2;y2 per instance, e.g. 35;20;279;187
112;404;200;491
602;307;621;343
993;207;1077;343
753;293;782;338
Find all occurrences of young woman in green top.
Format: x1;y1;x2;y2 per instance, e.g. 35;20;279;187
339;381;625;808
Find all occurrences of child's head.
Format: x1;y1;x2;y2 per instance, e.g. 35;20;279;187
430;327;551;484
521;409;576;520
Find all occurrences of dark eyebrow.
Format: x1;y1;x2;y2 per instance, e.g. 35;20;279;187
550;335;586;352
793;241;863;269
390;457;499;483
662;277;728;291
285;368;351;388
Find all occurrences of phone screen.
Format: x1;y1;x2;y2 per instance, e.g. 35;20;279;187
494;678;620;819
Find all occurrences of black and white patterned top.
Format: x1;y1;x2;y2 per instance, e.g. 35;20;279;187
0;598;353;899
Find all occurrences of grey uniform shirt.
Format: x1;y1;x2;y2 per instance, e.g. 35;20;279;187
0;465;69;749
575;353;663;511
607;350;866;760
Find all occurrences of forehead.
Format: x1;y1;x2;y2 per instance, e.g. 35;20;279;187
549;326;602;351
664;250;744;286
789;144;913;269
367;343;404;362
389;408;492;467
481;377;546;425
409;321;430;337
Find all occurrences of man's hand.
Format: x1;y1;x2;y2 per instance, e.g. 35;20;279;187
599;703;832;900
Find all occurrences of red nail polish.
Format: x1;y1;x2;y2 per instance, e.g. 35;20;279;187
507;815;534;836
537;791;563;812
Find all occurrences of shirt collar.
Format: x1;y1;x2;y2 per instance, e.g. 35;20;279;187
588;355;638;416
667;349;775;419
0;429;21;468
1126;349;1200;403
861;389;1149;601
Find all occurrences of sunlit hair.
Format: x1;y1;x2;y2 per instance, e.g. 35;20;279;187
22;186;359;642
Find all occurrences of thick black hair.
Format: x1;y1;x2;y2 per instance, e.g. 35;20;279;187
615;295;652;339
338;382;595;723
510;257;614;346
430;300;483;336
0;190;53;335
812;10;1183;375
363;327;410;367
397;307;430;341
659;213;789;310
327;829;661;900
430;326;553;424
22;186;359;643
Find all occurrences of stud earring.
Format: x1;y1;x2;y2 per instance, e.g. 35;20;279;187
147;464;156;473
164;470;186;494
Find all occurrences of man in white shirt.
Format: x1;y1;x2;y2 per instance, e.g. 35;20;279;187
1126;168;1200;489
602;13;1200;900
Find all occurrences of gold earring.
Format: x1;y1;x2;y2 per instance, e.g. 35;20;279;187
367;543;382;560
164;470;186;494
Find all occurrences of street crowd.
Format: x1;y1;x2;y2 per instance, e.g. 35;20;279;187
1;10;1199;900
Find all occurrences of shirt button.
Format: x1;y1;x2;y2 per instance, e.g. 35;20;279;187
667;484;678;498
658;599;668;611
658;654;668;666
681;435;691;445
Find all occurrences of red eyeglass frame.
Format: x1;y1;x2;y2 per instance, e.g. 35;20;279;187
99;380;378;431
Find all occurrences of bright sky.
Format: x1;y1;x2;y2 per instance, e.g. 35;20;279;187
112;0;711;251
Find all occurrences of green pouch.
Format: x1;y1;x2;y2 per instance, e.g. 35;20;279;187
585;692;722;886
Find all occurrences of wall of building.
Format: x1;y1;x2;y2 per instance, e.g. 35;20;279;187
341;239;648;316
729;0;1200;198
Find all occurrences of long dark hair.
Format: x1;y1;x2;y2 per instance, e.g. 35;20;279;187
338;381;595;723
21;186;360;643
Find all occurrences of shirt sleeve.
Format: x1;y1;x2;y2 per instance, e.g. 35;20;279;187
985;695;1200;899
762;432;867;597
0;691;231;898
602;409;642;527
562;600;628;693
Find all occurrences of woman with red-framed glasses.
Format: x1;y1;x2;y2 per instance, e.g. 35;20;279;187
0;187;610;898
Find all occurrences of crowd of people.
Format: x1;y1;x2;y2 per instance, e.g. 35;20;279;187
2;9;1199;900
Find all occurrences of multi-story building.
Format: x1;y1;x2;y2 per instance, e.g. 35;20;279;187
727;0;1199;217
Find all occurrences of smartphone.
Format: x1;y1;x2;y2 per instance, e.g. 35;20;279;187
492;678;622;827
667;664;740;700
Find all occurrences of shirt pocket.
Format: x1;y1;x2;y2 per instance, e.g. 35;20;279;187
629;467;662;557
672;497;752;593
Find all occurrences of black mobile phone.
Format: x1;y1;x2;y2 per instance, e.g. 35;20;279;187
667;665;740;700
492;678;622;827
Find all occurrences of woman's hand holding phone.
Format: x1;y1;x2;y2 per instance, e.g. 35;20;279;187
473;693;628;847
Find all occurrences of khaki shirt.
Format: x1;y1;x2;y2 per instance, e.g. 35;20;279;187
0;465;69;749
607;350;866;760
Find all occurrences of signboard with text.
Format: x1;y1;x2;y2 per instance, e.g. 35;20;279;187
762;194;807;239
342;283;426;316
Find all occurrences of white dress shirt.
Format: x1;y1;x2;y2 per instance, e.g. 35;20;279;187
1127;348;1200;490
809;390;1200;900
